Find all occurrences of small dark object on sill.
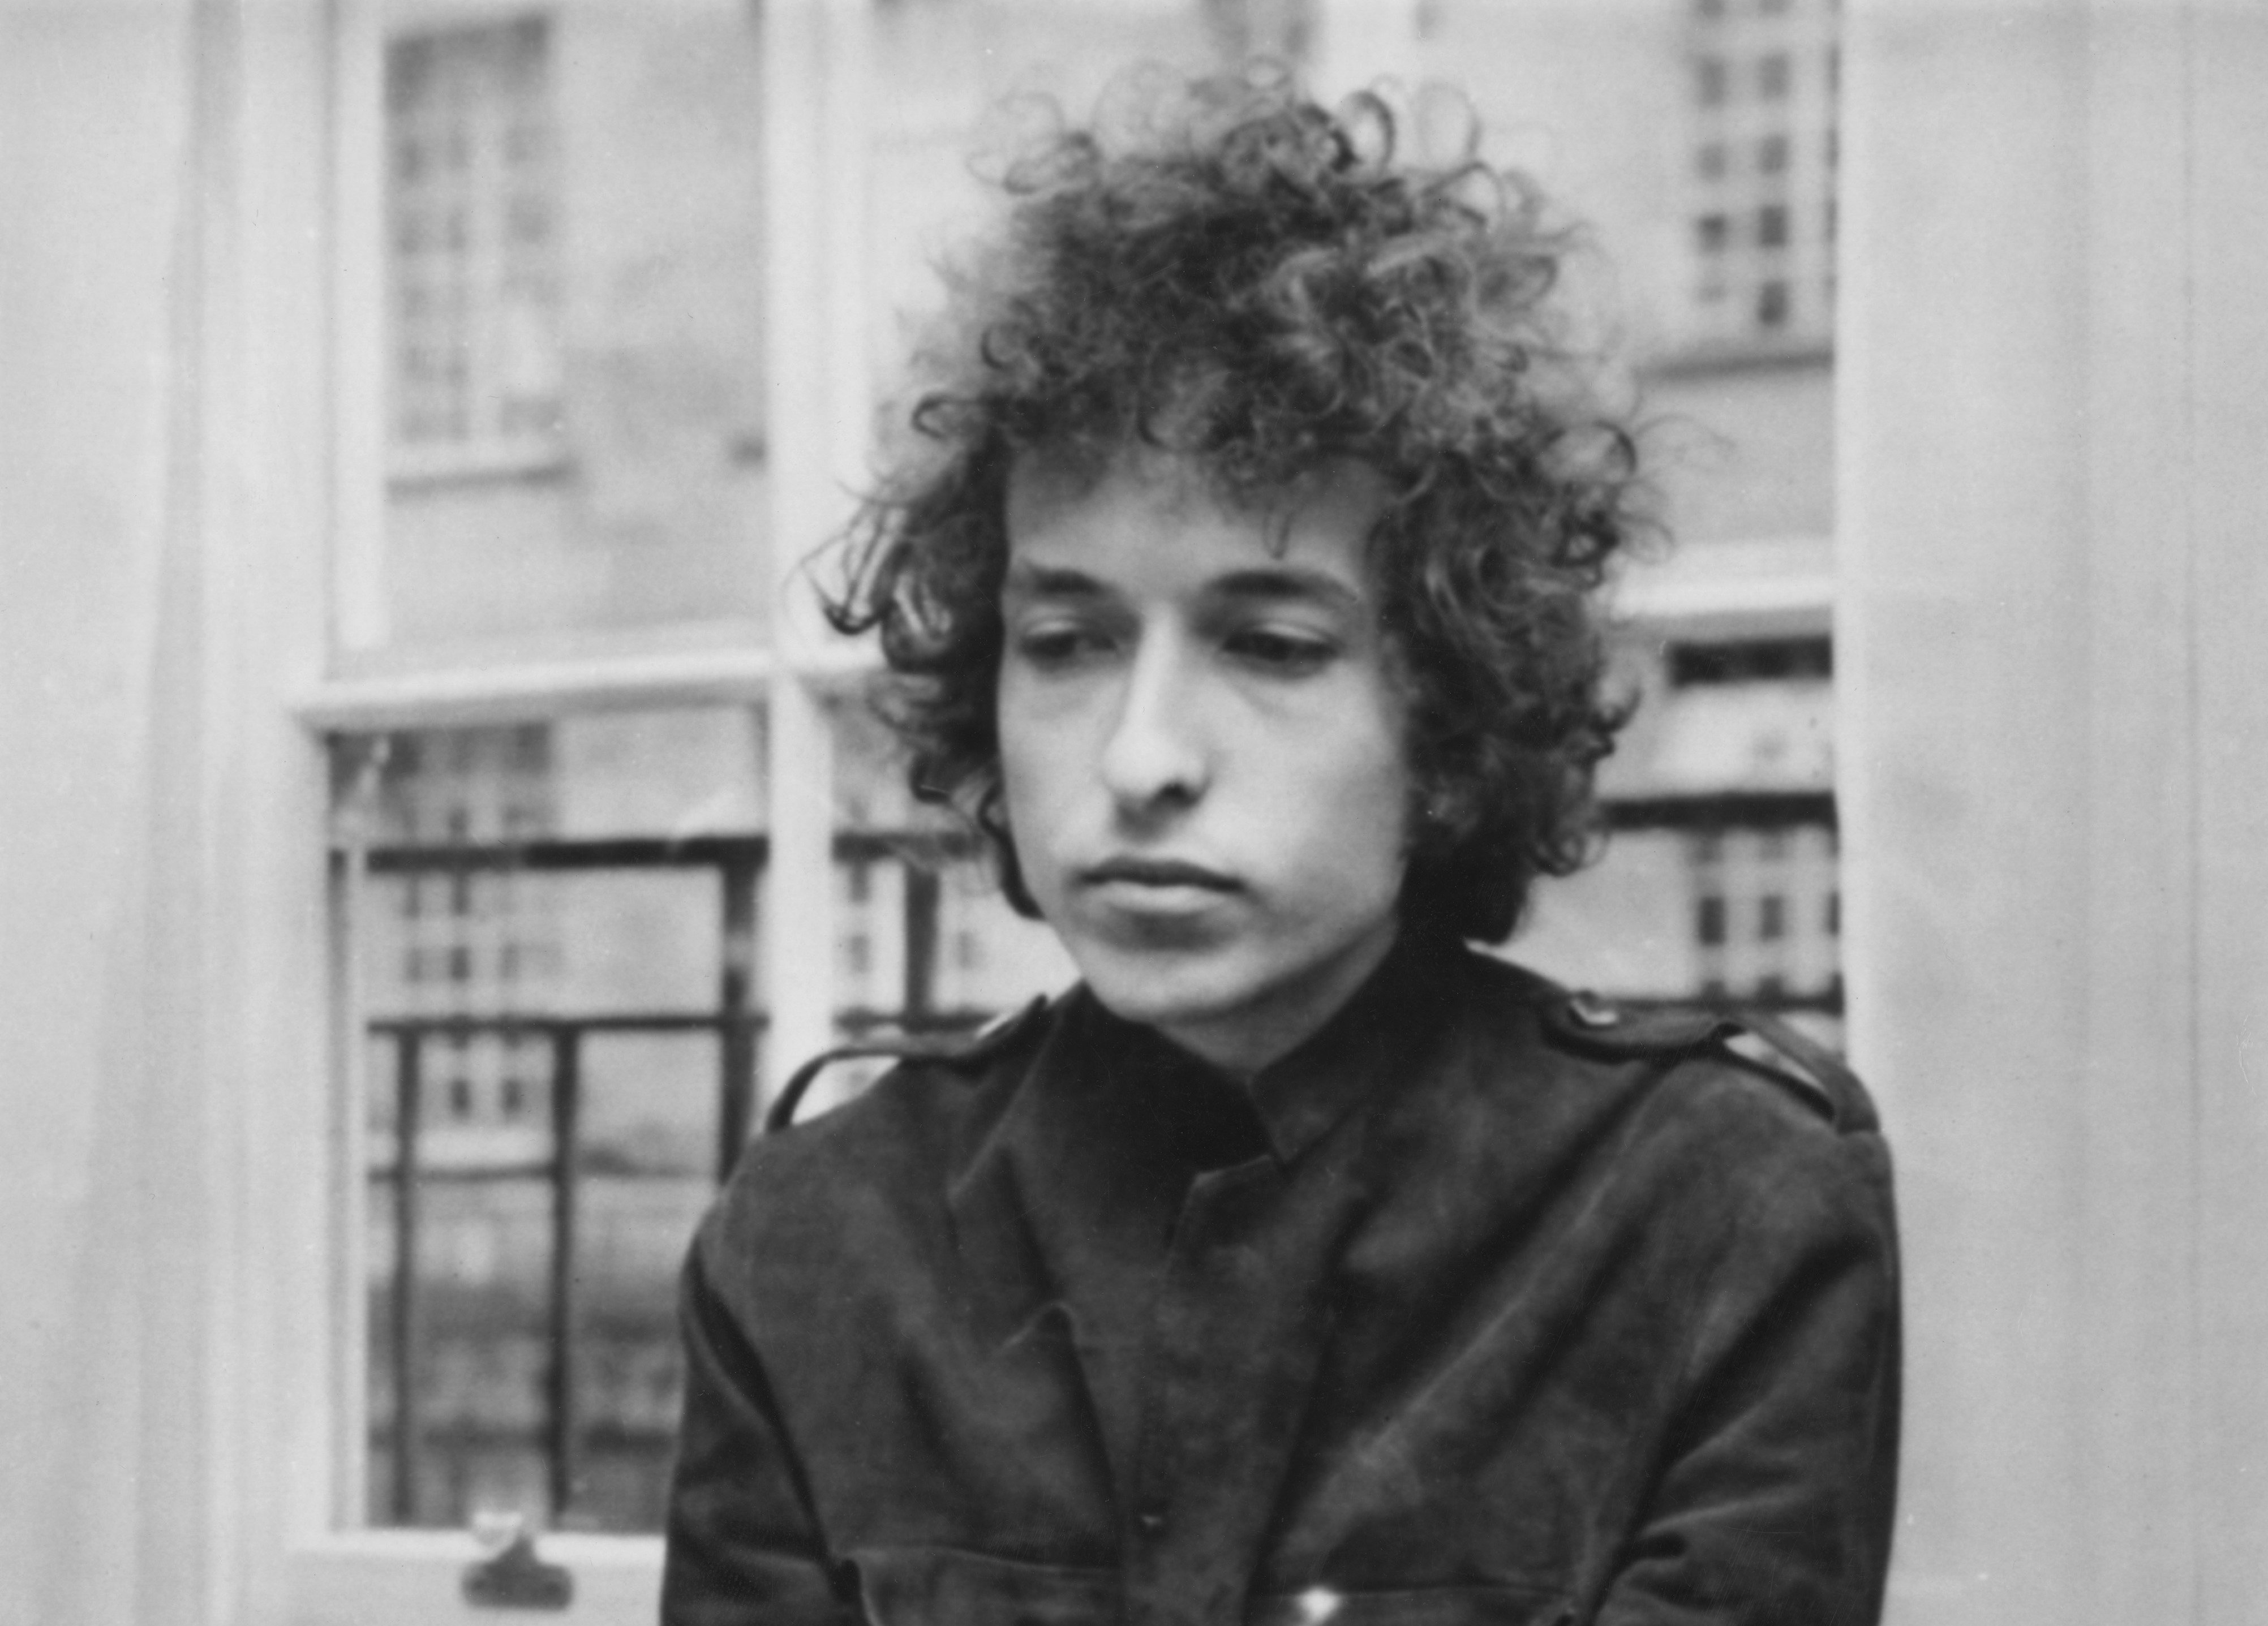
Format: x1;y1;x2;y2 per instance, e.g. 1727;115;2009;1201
462;1530;573;1611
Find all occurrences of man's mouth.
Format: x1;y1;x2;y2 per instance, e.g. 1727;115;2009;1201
1080;857;1240;892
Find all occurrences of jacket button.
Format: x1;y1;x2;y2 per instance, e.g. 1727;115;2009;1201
1567;992;1621;1029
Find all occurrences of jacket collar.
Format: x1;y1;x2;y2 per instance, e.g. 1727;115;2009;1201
1076;924;1467;1167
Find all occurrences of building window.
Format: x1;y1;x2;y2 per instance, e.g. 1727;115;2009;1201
1683;0;1839;346
1669;635;1833;685
1686;821;1840;1009
385;18;562;461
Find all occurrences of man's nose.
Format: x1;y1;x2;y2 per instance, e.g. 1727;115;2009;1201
1098;632;1209;811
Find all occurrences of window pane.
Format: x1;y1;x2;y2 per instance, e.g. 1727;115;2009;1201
343;709;765;1533
371;5;768;655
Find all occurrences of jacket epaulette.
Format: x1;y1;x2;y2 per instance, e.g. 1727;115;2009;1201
764;995;1053;1134
1540;990;1879;1136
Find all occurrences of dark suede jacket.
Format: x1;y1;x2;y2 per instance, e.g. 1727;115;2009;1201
662;934;1900;1626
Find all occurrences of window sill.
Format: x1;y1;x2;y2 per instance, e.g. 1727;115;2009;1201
288;1530;662;1626
386;442;575;489
1638;335;1833;381
295;639;883;730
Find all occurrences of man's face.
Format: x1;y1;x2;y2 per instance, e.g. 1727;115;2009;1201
998;450;1413;1077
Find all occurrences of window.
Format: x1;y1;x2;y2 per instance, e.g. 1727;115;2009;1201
1686;821;1839;1009
386;18;561;466
1669;635;1832;685
1683;0;1839;346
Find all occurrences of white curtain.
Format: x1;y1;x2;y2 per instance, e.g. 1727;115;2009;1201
1839;2;2268;1620
0;3;328;1621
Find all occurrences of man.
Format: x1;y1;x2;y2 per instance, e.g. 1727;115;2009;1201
664;74;1898;1626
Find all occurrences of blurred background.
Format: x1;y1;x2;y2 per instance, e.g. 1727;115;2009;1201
3;1;2265;1623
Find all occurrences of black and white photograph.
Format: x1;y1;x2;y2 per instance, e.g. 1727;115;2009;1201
2;2;2262;1623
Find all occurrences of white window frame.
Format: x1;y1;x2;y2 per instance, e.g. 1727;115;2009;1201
280;1;876;1619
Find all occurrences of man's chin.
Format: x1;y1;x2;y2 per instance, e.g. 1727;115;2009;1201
1080;961;1247;1034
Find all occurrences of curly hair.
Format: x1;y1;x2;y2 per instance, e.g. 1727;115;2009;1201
826;70;1644;944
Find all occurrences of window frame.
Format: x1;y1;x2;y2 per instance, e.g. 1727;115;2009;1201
281;0;880;1616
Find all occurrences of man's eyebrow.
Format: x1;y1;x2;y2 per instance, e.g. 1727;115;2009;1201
999;560;1368;612
1000;562;1111;600
1205;567;1366;613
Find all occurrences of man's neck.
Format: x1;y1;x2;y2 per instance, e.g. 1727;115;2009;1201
1154;922;1404;1085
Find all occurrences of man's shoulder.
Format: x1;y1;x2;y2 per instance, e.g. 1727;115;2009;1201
699;994;1060;1245
1450;951;1885;1215
1449;952;1893;1242
767;994;1059;1138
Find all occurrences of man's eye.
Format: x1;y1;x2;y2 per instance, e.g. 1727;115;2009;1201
1225;627;1335;673
1011;624;1111;669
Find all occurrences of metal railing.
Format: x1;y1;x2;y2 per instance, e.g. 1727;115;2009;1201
359;829;991;1528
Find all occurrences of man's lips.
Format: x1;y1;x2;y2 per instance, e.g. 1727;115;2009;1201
1079;857;1240;892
